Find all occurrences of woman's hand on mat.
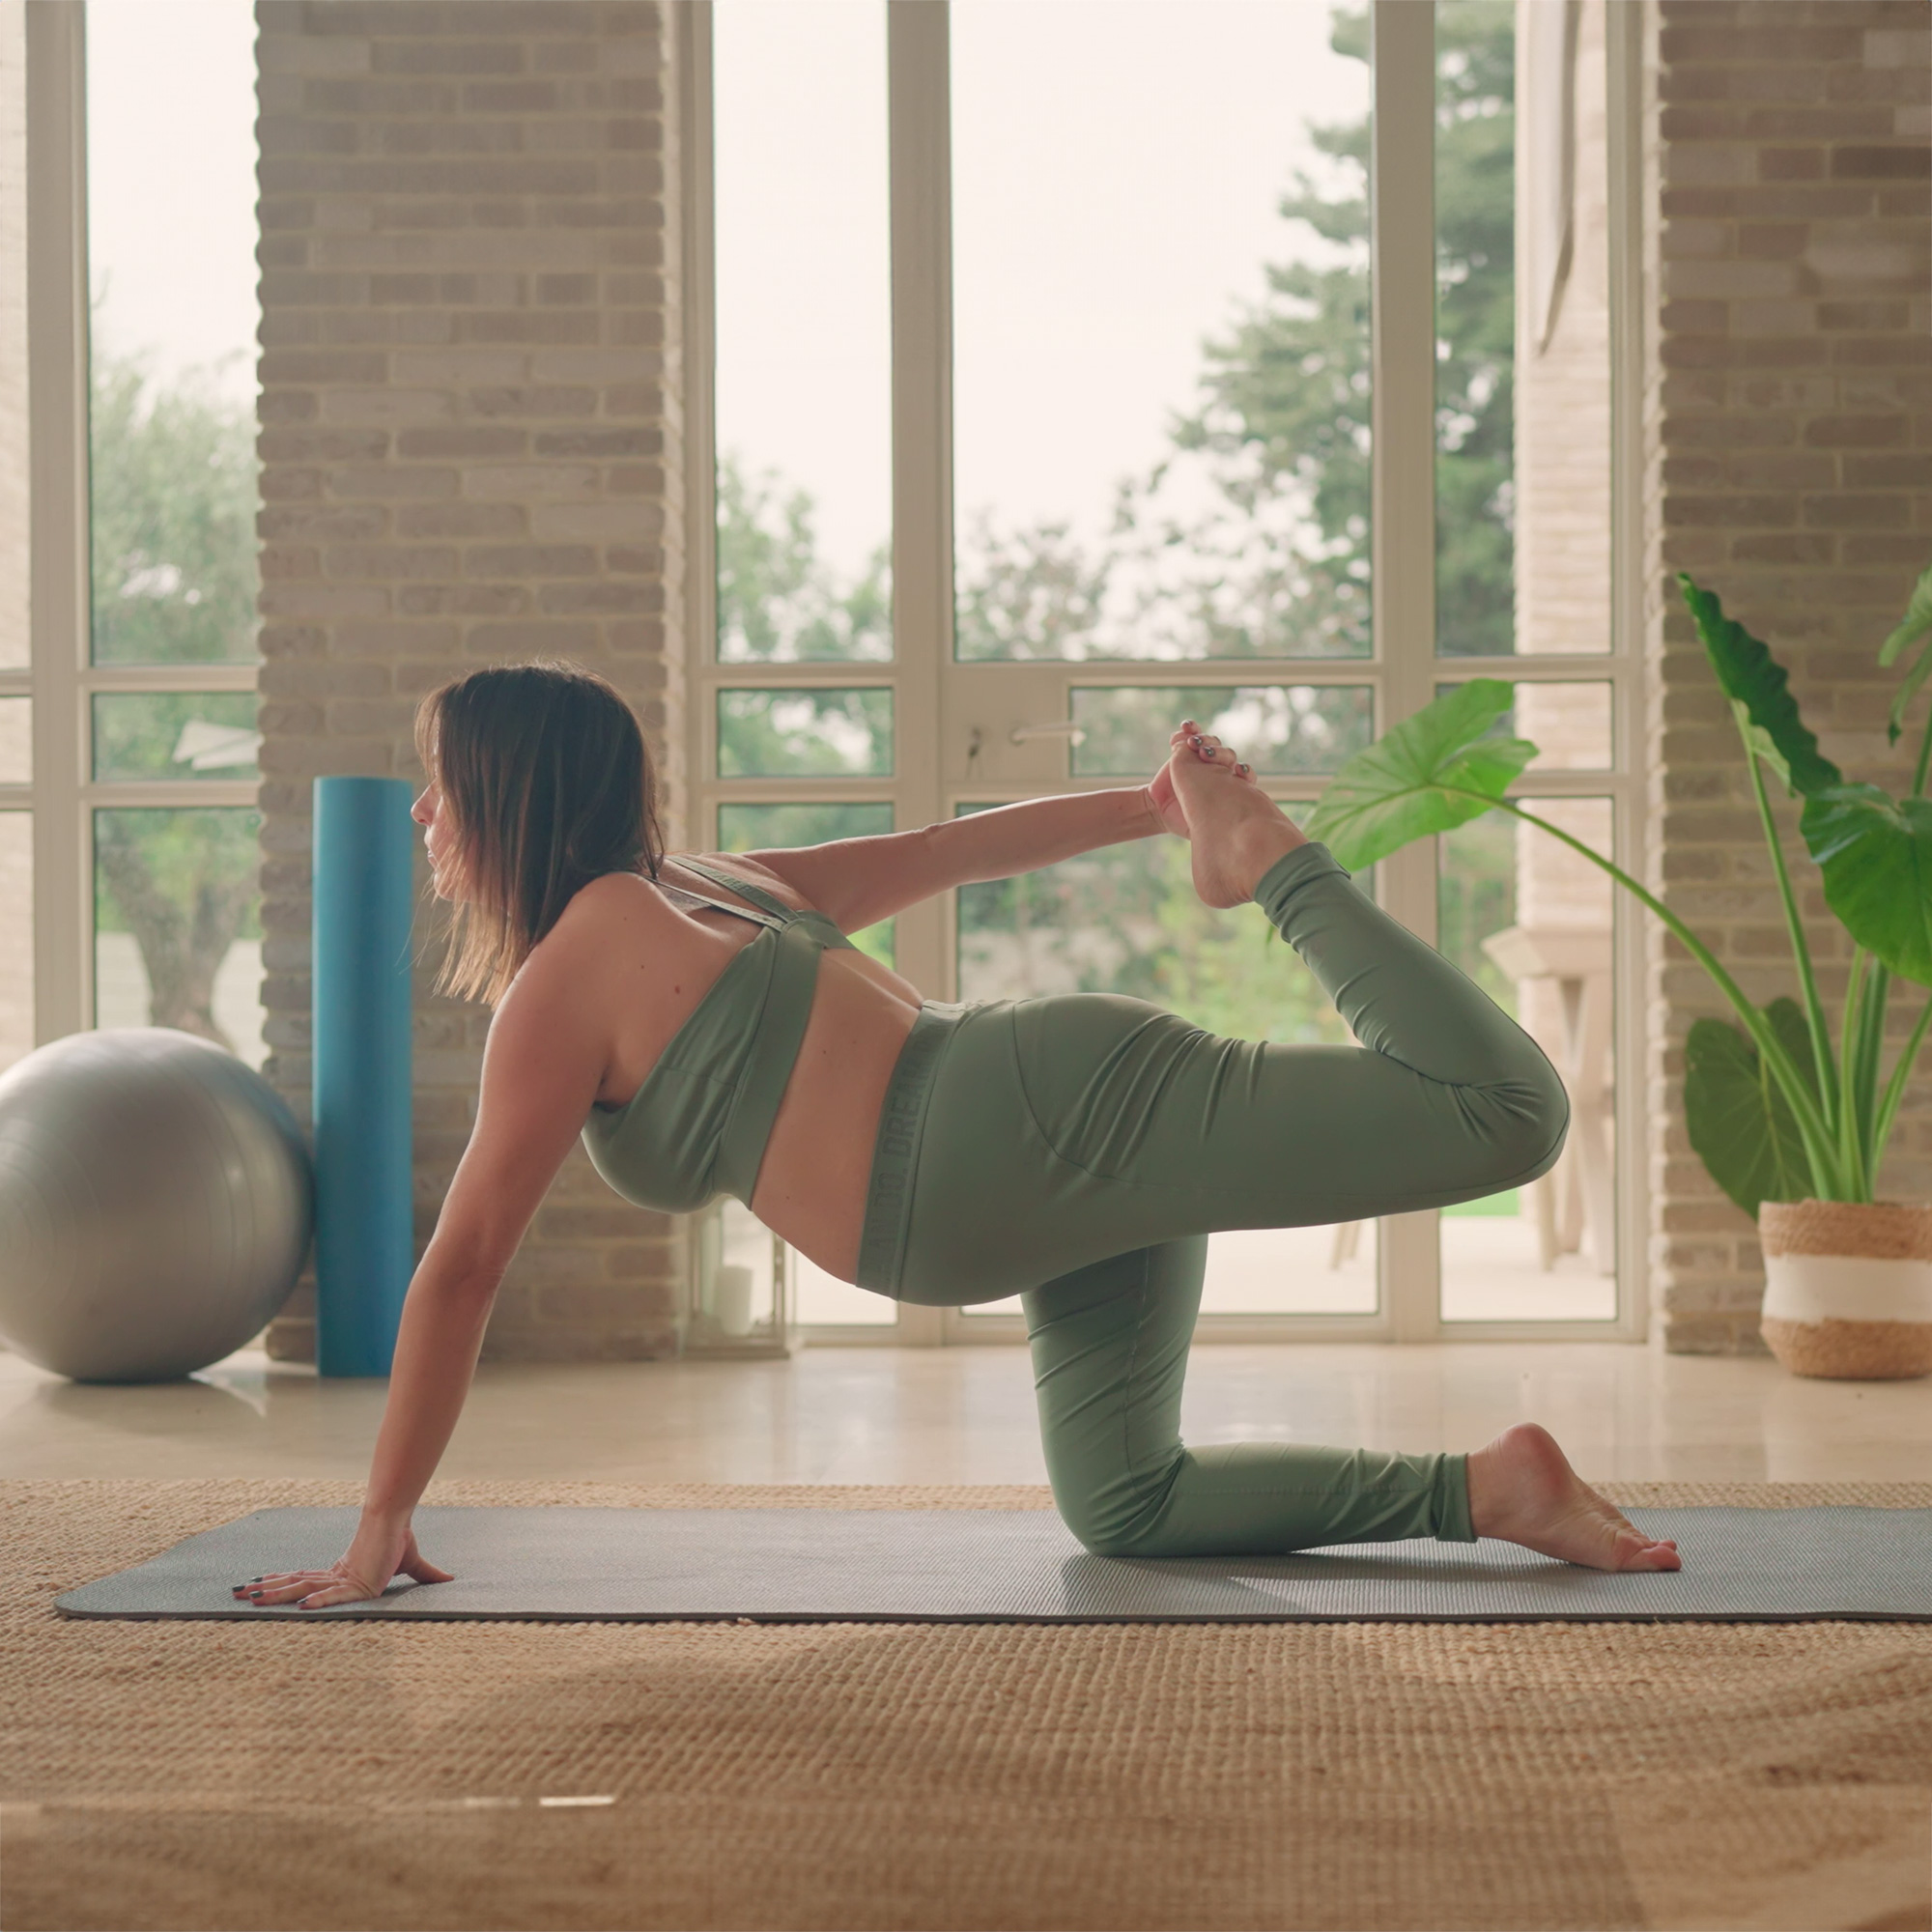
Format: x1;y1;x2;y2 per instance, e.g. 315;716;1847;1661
232;1517;454;1610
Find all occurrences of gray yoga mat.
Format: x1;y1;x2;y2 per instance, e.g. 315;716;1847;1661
52;1504;1932;1623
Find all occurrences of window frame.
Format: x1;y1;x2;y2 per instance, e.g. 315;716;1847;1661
687;0;1650;1349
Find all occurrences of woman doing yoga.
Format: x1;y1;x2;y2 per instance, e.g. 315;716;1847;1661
237;663;1678;1611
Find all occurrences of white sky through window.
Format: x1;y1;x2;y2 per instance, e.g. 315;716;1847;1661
951;2;1366;570
86;0;260;404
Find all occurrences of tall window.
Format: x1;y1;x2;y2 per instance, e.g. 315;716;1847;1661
85;0;264;1066
0;1;31;1081
15;2;264;1079
690;0;1640;1345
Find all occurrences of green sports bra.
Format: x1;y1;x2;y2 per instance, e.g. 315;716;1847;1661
580;858;860;1216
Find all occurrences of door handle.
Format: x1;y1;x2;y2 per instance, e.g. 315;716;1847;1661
1007;721;1086;746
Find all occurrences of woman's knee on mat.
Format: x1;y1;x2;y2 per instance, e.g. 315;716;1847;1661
1025;1241;1205;1557
1043;1452;1187;1558
1035;1376;1189;1553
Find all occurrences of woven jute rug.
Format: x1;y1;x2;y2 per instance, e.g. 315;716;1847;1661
7;1480;1932;1932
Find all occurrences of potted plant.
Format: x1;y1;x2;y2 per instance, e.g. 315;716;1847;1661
1305;564;1932;1378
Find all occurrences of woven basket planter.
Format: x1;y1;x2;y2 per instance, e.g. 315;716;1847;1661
1758;1200;1932;1379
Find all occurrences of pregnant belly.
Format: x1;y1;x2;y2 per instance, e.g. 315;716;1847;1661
749;962;922;1284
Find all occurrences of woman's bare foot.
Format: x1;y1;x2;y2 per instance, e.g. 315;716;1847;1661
1163;722;1307;907
1466;1423;1682;1572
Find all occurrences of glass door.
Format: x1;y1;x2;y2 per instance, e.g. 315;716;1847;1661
938;0;1385;1341
701;0;906;1336
690;0;1643;1346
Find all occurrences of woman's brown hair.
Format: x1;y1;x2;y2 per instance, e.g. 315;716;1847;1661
413;661;667;1006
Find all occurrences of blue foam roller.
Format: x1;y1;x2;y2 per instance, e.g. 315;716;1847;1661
312;776;416;1378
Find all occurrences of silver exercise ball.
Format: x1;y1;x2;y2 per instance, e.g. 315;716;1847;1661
0;1029;314;1382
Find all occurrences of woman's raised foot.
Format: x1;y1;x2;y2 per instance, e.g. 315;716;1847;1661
1164;723;1306;908
1465;1423;1682;1573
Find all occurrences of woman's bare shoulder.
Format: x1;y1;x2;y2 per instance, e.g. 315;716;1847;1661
528;869;672;966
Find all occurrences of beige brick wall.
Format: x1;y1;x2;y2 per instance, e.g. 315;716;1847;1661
253;0;691;1364
1648;0;1931;1351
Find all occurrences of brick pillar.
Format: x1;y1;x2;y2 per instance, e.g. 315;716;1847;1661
254;0;690;1364
1648;0;1930;1350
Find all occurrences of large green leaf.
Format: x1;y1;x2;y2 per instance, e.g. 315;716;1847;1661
1880;559;1932;666
1801;783;1932;987
1880;559;1932;746
1303;679;1534;869
1683;997;1818;1218
1678;575;1841;798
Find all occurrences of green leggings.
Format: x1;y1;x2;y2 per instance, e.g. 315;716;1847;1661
855;840;1570;1557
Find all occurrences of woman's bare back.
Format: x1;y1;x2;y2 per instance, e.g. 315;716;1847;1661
572;856;923;1284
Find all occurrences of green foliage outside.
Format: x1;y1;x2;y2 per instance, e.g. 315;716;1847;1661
92;691;260;782
1068;685;1374;780
1431;0;1518;657
1445;1189;1520;1217
715;686;894;779
94;808;262;1049
715;457;891;665
87;344;263;1052
955;807;1350;1046
936;0;1516;665
718;802;895;852
89;351;260;667
1154;3;1378;664
713;456;899;784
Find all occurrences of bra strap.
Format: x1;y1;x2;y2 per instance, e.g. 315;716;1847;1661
678;856;858;951
676;857;801;923
655;878;781;931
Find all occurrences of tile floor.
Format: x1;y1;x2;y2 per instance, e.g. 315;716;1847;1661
5;1337;1928;1487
